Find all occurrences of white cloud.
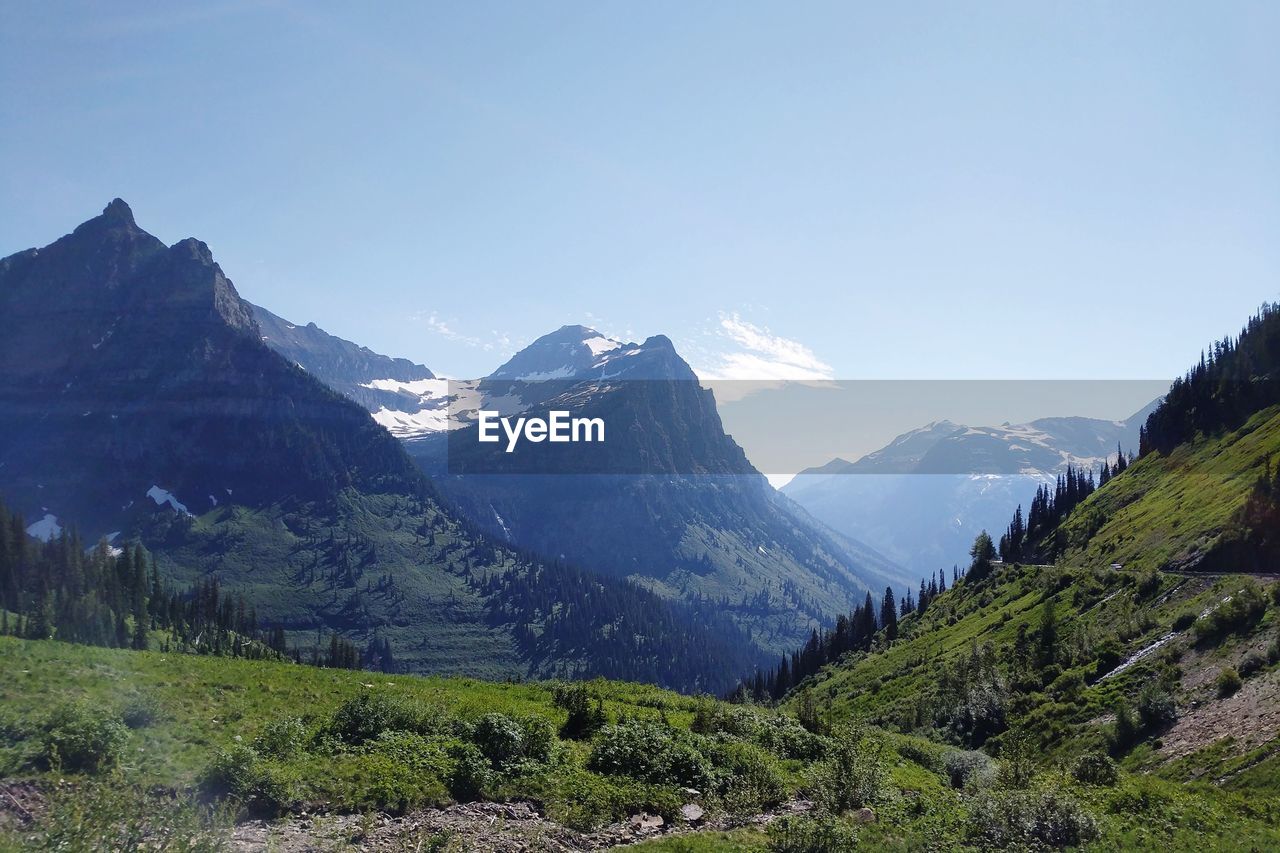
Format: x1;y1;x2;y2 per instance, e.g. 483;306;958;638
417;312;517;354
695;312;834;382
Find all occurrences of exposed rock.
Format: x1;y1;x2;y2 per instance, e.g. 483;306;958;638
627;812;664;832
852;806;876;823
679;803;705;823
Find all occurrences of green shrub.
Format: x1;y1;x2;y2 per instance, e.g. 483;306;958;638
311;751;443;815
1239;652;1267;679
1071;752;1119;787
515;766;681;831
1109;702;1139;755
1216;667;1243;698
895;737;946;773
706;739;788;814
1093;641;1122;679
943;749;996;790
471;713;526;769
518;714;557;765
1172;610;1197;632
199;744;298;816
752;715;827;760
1194;583;1268;644
447;741;495;801
968;787;1099;849
199;743;261;799
368;730;454;779
253;716;308;758
120;695;161;730
553;682;607;740
327;691;442;744
1136;683;1177;730
41;702;128;774
588;720;712;790
808;725;886;812
767;814;860;853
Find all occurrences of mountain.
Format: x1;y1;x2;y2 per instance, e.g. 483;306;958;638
0;200;766;692
246;312;907;653
782;403;1158;576
422;326;908;655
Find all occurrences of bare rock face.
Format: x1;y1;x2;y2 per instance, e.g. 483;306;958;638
852;806;877;823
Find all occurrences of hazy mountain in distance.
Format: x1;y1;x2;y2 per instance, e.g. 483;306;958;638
782;402;1159;576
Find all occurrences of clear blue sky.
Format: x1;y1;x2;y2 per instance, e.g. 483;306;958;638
2;1;1277;381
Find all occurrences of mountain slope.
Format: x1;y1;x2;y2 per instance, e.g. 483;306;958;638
783;403;1157;575
773;305;1280;803
0;201;763;692
252;302;436;416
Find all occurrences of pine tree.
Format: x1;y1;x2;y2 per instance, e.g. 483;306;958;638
880;586;899;642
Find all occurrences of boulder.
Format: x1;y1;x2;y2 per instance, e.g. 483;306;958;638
680;803;705;823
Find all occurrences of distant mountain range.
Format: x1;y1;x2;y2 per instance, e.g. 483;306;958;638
782;403;1158;577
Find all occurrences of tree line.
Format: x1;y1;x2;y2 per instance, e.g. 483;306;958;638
1140;302;1280;455
731;564;971;703
0;499;387;671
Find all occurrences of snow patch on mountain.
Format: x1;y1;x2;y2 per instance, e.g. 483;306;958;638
146;485;192;516
25;513;62;541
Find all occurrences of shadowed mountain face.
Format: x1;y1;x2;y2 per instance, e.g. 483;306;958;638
0;201;769;692
0;200;418;531
783;403;1159;576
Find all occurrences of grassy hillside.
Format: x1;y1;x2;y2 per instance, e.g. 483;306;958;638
1056;406;1280;572
3;636;1279;851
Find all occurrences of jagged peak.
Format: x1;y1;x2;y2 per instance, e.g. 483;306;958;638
101;198;135;225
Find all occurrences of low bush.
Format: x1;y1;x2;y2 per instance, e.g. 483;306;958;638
1238;652;1267;679
1136;683;1177;730
705;738;788;814
28;780;227;852
1215;667;1243;698
199;744;299;816
1071;752;1119;787
253;716;308;759
767;814;860;853
943;749;996;790
41;702;128;774
326;691;442;744
752;714;827;761
309;751;444;815
588;720;712;790
808;725;887;812
447;740;495;801
120;695;161;729
552;682;606;740
968;786;1098;849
